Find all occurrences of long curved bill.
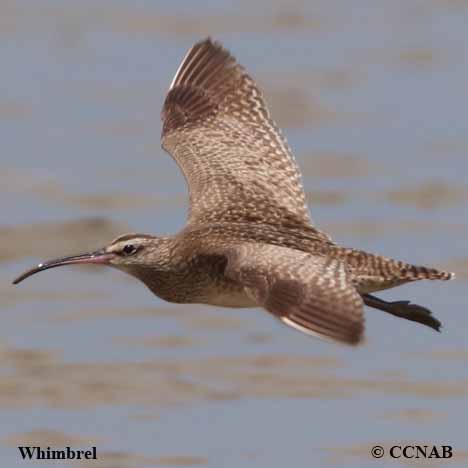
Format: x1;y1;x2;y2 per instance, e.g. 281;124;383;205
12;249;113;285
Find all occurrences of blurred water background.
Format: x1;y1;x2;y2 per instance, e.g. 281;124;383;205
1;0;468;466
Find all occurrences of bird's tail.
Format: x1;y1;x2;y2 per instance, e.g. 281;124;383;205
339;246;455;282
397;264;455;281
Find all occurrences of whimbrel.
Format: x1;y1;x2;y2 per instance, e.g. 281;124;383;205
13;38;454;345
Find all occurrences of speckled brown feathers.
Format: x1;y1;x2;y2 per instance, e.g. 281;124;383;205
161;38;329;240
15;39;454;347
223;244;364;345
155;38;454;345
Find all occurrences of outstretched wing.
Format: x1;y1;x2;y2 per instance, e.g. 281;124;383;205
223;244;364;345
161;38;330;241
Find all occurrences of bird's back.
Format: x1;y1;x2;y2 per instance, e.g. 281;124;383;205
178;221;452;296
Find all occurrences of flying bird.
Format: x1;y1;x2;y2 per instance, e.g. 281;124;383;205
13;38;454;345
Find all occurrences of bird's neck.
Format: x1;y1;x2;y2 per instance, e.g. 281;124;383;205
127;236;193;303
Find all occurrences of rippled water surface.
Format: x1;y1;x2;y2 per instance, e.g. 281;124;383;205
2;1;468;466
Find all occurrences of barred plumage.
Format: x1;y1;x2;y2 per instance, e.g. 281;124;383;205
161;38;328;239
13;38;455;346
158;38;453;344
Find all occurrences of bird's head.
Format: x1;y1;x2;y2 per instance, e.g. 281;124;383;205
12;233;170;285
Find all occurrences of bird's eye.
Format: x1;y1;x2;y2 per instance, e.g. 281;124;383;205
122;244;137;256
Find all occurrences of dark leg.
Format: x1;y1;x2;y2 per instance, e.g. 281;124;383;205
363;294;441;332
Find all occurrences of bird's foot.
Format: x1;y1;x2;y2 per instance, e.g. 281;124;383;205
386;300;441;332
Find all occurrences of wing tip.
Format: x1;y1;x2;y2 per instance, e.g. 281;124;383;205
167;37;237;92
194;36;223;53
162;37;242;135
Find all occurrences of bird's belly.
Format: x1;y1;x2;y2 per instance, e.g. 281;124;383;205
203;288;257;308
